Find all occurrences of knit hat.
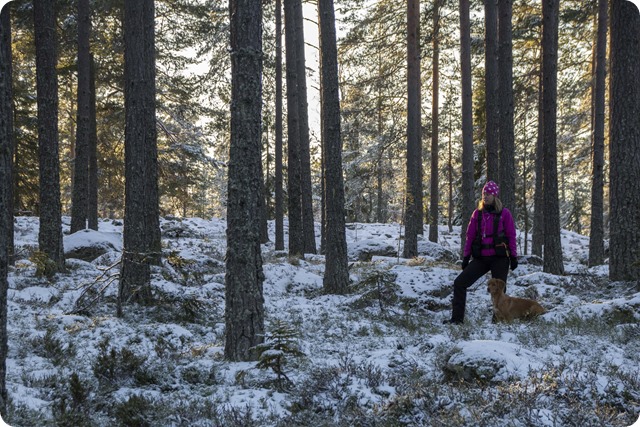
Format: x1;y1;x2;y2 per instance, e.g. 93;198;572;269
483;181;500;196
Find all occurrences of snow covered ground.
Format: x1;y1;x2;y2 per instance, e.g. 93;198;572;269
2;216;639;426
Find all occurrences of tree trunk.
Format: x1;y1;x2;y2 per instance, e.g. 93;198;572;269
459;0;474;257
588;0;607;267
70;0;91;233
226;0;265;361
532;58;544;257
120;0;158;308
34;0;65;272
284;0;304;257
142;0;161;263
292;0;316;254
274;0;284;251
319;0;349;295
428;0;440;244
484;0;499;181
403;0;422;259
541;0;564;275
0;5;13;414
88;54;98;230
498;0;515;214
609;0;640;281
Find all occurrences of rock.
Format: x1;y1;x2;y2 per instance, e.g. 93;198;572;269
444;340;542;383
348;239;397;261
63;229;122;262
417;240;458;263
518;255;543;266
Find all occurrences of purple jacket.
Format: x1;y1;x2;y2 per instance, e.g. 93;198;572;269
463;207;517;258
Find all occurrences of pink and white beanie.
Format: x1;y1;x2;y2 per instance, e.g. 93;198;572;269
483;181;500;196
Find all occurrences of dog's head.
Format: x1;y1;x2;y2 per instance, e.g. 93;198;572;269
487;278;506;295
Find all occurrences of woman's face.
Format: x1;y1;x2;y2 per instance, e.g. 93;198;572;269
482;192;495;205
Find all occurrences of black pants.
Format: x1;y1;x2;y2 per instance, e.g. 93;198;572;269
451;256;509;322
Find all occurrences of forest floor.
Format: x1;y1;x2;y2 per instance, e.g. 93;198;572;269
2;216;640;426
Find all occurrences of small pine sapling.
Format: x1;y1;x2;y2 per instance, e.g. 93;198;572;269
255;319;304;390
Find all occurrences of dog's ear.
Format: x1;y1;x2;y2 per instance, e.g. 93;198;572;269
498;279;506;290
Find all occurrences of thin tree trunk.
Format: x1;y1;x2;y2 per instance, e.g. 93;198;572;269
71;0;91;233
284;0;304;257
429;0;440;244
532;56;544;257
319;0;349;294
588;0;607;267
485;0;499;180
225;0;265;361
292;0;316;254
609;0;640;281
541;0;564;275
403;0;422;259
447;113;453;233
34;0;65;272
88;54;98;230
459;0;474;257
274;0;284;251
0;5;13;414
498;0;515;213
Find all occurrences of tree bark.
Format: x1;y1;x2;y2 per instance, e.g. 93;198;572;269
498;0;515;214
284;0;304;257
485;0;499;181
541;0;564;275
142;0;161;263
292;0;316;254
88;54;98;230
275;0;284;251
0;5;13;415
403;0;422;259
34;0;65;272
428;0;440;244
588;0;607;267
609;0;640;281
226;0;265;361
459;0;474;256
70;0;91;233
319;0;349;295
532;57;544;257
120;0;159;307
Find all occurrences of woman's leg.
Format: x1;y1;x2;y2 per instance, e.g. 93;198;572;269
449;259;491;322
490;257;510;289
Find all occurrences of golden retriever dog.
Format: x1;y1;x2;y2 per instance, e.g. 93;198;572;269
487;278;546;322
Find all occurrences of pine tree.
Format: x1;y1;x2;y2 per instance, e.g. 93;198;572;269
319;0;349;294
588;0;607;267
34;0;65;273
498;0;515;213
88;54;98;230
225;0;265;361
459;0;474;256
120;0;159;308
284;0;304;258
403;0;422;259
274;0;284;251
485;0;499;180
428;0;441;244
292;0;316;255
609;0;640;281
0;4;13;414
70;0;91;233
541;0;564;275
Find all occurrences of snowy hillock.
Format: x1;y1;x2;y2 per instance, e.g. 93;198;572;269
2;218;639;427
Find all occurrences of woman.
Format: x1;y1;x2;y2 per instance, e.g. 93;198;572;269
444;181;518;324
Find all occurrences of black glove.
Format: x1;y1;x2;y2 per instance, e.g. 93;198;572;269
510;256;518;271
461;256;470;270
